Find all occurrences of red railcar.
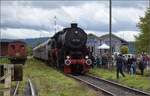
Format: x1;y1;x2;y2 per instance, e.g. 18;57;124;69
8;41;27;64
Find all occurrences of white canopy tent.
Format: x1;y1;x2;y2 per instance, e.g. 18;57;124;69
97;43;110;49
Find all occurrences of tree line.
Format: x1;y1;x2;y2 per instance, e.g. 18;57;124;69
135;7;150;54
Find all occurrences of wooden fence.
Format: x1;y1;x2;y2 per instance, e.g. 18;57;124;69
0;64;14;96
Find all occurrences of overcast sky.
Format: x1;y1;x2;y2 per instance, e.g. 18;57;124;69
0;0;149;41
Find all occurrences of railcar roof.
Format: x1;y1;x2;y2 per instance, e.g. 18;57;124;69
10;40;26;44
33;39;51;50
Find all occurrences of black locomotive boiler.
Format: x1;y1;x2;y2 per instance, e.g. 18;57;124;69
33;23;92;74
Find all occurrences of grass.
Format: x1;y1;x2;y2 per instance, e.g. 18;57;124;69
0;84;3;96
0;58;97;96
143;70;150;77
0;57;10;64
18;58;97;96
0;84;3;89
89;68;150;92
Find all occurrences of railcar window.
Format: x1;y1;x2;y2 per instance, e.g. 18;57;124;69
11;45;15;50
20;45;24;49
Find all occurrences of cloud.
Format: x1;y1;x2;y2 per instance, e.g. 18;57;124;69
1;27;140;42
1;5;56;31
0;0;148;40
115;31;140;41
1;28;54;39
112;0;149;9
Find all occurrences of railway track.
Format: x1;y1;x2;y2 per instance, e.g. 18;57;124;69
25;79;36;96
68;74;150;96
12;81;20;96
67;74;115;96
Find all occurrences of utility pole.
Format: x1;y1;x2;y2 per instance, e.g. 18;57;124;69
109;0;112;68
54;16;59;68
54;16;57;34
149;0;150;55
149;0;150;8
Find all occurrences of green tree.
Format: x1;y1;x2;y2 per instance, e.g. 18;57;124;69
120;45;129;54
135;8;150;54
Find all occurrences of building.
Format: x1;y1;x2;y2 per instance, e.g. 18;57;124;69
87;34;100;55
87;33;134;56
128;42;136;54
99;34;128;53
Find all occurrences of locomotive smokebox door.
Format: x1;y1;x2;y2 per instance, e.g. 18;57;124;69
0;65;4;83
13;64;23;81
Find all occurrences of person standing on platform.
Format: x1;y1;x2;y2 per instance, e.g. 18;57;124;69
116;54;125;79
95;56;101;68
127;55;132;74
131;56;137;75
139;56;146;76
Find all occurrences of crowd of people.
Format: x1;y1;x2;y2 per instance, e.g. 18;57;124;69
91;53;150;79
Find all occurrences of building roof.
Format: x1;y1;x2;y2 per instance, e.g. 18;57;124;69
99;34;128;43
33;39;51;50
87;34;99;39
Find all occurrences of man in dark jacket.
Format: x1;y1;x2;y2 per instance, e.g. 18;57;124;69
139;57;146;76
116;54;125;79
127;55;132;73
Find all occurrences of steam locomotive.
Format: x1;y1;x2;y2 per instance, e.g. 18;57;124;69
33;23;92;74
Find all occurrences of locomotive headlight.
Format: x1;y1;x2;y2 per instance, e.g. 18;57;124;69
86;59;92;65
65;59;71;66
66;56;70;59
85;56;89;59
75;31;78;34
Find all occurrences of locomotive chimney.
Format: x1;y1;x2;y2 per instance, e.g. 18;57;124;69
71;23;77;28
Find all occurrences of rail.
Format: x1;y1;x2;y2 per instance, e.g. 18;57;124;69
28;79;36;96
13;81;20;96
67;74;115;96
87;74;150;96
68;74;150;96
